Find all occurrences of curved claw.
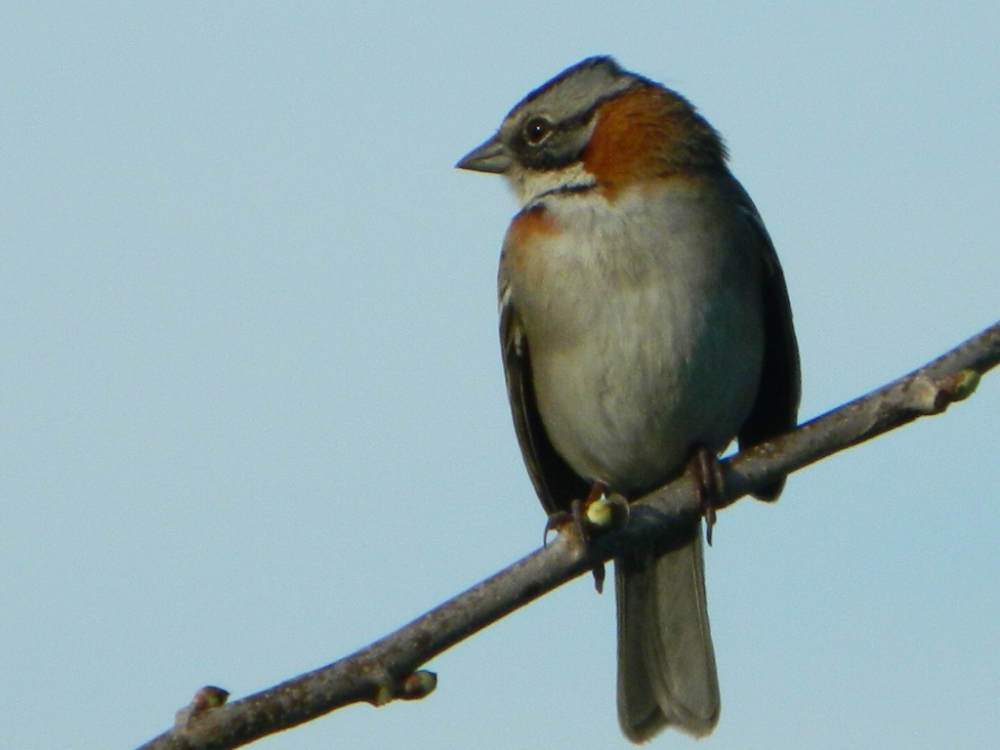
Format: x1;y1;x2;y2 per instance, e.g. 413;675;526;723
686;445;725;545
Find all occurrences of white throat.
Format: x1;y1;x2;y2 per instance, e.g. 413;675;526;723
507;162;596;206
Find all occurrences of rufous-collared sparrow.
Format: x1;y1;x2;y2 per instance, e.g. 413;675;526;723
457;57;800;742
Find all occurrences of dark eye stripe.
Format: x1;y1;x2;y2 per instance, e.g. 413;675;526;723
523;116;552;146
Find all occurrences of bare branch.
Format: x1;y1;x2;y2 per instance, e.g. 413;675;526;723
136;320;1000;750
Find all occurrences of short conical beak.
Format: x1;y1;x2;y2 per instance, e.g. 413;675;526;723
455;136;512;174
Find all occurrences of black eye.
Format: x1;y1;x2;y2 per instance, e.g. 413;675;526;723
523;116;553;146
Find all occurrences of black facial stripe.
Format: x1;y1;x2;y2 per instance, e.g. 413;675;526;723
511;76;649;170
525;182;597;213
513;108;593;169
539;183;596;198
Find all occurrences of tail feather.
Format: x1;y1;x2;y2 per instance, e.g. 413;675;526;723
616;526;720;742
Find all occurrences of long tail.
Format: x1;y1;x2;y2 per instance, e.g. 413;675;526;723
615;525;720;742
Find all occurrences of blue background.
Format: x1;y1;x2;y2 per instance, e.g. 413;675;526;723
2;3;998;748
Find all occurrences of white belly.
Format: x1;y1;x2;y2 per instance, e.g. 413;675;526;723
515;183;764;496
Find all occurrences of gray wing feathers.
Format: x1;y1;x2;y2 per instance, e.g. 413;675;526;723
731;181;801;501
499;273;591;514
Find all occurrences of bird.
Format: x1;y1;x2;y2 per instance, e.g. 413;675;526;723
456;56;800;742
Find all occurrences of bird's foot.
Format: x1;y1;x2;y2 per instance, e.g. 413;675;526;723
543;482;630;594
686;446;725;546
542;481;606;545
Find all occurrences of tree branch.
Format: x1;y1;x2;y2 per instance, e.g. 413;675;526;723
136;319;1000;750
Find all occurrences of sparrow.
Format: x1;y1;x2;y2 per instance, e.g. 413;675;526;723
457;57;800;742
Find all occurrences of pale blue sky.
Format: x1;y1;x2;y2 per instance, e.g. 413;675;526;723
2;3;999;749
